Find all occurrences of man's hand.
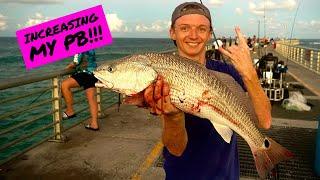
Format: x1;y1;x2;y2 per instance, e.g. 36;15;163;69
145;76;181;116
123;75;181;116
218;26;272;129
219;27;257;81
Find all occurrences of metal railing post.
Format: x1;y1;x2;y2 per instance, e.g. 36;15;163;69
304;49;307;67
96;87;102;117
294;48;300;62
292;47;295;60
317;52;320;73
284;46;287;58
296;48;301;63
310;50;314;69
50;77;64;142
289;46;292;60
293;47;296;62
300;48;304;65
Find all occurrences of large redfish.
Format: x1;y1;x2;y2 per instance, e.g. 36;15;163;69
94;53;293;178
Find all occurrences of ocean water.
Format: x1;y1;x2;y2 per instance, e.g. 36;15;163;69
0;37;318;163
298;39;320;49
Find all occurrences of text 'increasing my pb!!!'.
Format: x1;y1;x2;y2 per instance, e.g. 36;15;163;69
16;5;112;70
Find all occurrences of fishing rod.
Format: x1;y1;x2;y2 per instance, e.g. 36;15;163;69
281;0;301;82
199;0;226;63
286;0;302;65
28;89;50;106
199;0;219;45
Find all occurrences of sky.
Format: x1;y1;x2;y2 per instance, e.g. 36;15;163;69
0;0;319;39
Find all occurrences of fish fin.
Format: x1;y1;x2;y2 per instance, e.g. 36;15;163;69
250;137;294;178
210;71;258;124
210;122;233;143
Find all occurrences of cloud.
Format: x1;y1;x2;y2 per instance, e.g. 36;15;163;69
252;14;320;38
208;0;224;7
235;8;243;15
135;20;170;32
297;20;320;32
106;13;129;32
0;0;62;4
249;2;264;16
246;12;293;38
249;0;297;16
248;17;259;25
18;13;51;28
0;14;7;30
310;20;320;27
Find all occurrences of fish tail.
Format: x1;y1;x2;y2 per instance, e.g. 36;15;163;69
250;137;294;178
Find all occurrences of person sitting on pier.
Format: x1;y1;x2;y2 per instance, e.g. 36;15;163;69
61;49;99;131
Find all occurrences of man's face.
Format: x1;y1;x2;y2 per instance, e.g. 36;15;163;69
170;14;212;59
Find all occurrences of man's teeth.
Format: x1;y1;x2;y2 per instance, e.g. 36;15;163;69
187;42;199;47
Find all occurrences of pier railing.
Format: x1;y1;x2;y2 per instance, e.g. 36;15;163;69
275;40;320;75
0;69;118;165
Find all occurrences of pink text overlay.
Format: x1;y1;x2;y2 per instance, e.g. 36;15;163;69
16;5;112;70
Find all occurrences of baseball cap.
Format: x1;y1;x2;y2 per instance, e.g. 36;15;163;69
171;2;212;27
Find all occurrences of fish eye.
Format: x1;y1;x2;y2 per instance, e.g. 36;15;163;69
107;66;113;72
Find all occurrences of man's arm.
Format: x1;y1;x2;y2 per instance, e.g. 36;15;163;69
242;70;271;129
161;112;188;156
219;27;271;129
144;76;188;156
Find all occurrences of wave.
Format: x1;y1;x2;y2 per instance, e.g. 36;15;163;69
0;54;23;60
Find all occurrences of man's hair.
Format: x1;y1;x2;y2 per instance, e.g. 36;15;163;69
171;2;212;46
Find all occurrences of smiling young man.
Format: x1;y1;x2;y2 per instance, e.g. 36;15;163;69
126;2;272;179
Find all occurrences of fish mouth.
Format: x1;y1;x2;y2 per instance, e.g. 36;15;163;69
93;71;114;89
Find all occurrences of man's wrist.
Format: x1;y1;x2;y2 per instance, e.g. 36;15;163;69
162;111;185;127
242;69;259;84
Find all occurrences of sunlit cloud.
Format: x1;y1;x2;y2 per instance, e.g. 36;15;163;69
106;13;130;32
0;14;7;30
135;20;170;32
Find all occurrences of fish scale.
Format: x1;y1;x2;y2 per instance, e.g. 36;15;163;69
146;53;262;145
94;52;293;178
